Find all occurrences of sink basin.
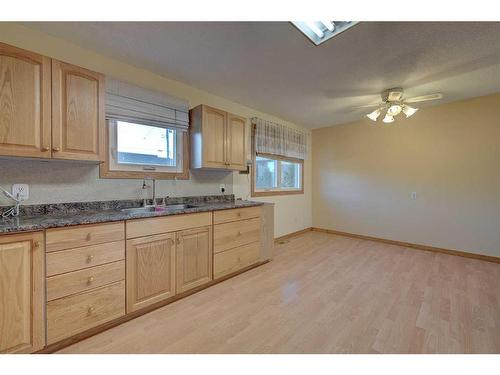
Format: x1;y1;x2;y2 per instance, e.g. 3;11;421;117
121;204;197;214
121;206;162;214
164;204;197;210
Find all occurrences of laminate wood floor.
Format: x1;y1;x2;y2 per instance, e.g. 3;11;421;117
58;231;500;353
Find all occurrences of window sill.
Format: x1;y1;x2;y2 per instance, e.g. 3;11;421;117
251;189;304;197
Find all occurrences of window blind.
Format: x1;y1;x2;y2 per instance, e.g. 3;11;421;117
106;78;189;131
252;117;307;160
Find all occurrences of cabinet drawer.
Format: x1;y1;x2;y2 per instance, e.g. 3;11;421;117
46;222;125;252
46;240;125;276
47;260;125;301
214;242;260;279
214;217;261;253
213;206;261;224
47;281;125;344
126;212;212;239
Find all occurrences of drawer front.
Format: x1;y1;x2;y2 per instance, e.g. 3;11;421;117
214;242;260;279
46;240;125;276
126;212;212;239
46;222;125;252
47;281;125;344
47;260;125;301
214;217;261;253
213;206;261;224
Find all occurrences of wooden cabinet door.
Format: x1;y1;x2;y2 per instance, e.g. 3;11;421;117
126;233;176;312
176;226;213;294
202;105;227;169
51;60;105;162
226;113;246;170
0;232;44;353
0;43;51;158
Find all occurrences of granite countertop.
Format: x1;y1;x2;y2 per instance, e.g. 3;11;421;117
0;195;264;234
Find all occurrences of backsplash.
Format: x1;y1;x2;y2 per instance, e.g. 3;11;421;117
0;158;233;206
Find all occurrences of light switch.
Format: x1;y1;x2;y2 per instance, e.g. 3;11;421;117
411;192;417;200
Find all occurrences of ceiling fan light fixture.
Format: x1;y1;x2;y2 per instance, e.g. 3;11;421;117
366;108;382;122
382;113;394;123
402;105;418;118
387;104;402;116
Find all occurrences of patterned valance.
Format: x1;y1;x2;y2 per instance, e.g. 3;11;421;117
252;117;307;160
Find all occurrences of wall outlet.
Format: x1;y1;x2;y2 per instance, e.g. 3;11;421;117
12;184;29;201
411;191;417;200
219;184;226;194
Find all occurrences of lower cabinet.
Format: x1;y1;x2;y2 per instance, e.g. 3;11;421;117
176;226;213;294
0;232;45;353
46;281;125;344
126;233;177;312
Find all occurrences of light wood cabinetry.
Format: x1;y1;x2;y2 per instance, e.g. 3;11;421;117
0;232;44;353
226;113;247;170
126;212;211;239
126;233;176;312
45;221;126;344
0;43;51;158
47;281;125;345
213;207;262;280
51;60;105;161
214;241;261;279
0;42;105;162
176;226;212;293
46;222;124;252
190;104;247;171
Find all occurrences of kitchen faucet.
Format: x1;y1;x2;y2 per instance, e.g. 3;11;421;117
142;179;156;207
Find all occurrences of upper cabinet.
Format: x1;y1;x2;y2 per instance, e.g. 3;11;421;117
0;42;105;162
0;43;52;158
51;60;105;161
190;104;247;171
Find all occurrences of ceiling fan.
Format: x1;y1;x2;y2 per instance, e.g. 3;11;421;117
364;88;443;123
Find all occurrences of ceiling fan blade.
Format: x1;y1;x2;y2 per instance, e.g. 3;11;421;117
354;103;383;109
405;93;443;103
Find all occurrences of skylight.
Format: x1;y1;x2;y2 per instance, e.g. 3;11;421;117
291;21;359;45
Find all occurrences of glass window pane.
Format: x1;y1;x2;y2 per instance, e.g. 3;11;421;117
116;121;176;167
256;156;277;189
280;161;301;189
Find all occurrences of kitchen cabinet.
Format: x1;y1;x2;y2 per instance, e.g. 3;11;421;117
0;42;105;162
126;233;177;312
190;104;247;171
0;232;45;353
0;42;51;158
51;60;105;161
176;226;212;293
45;222;125;344
213;207;262;279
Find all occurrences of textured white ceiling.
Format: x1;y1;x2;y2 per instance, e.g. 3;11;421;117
26;22;500;128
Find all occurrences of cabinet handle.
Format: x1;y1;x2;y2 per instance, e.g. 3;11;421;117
52;147;60;152
176;237;180;245
237;231;242;236
237;212;242;217
87;276;95;284
33;241;40;248
87;255;94;263
87;306;95;315
85;233;92;241
41;146;49;152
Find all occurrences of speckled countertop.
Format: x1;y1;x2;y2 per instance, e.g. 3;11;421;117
0;195;264;234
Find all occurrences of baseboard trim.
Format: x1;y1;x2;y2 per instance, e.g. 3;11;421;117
275;227;312;243
311;227;500;264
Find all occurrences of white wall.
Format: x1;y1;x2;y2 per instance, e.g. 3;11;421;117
0;23;312;237
312;94;500;257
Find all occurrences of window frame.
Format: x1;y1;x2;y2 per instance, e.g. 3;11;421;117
100;119;189;180
251;125;304;197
